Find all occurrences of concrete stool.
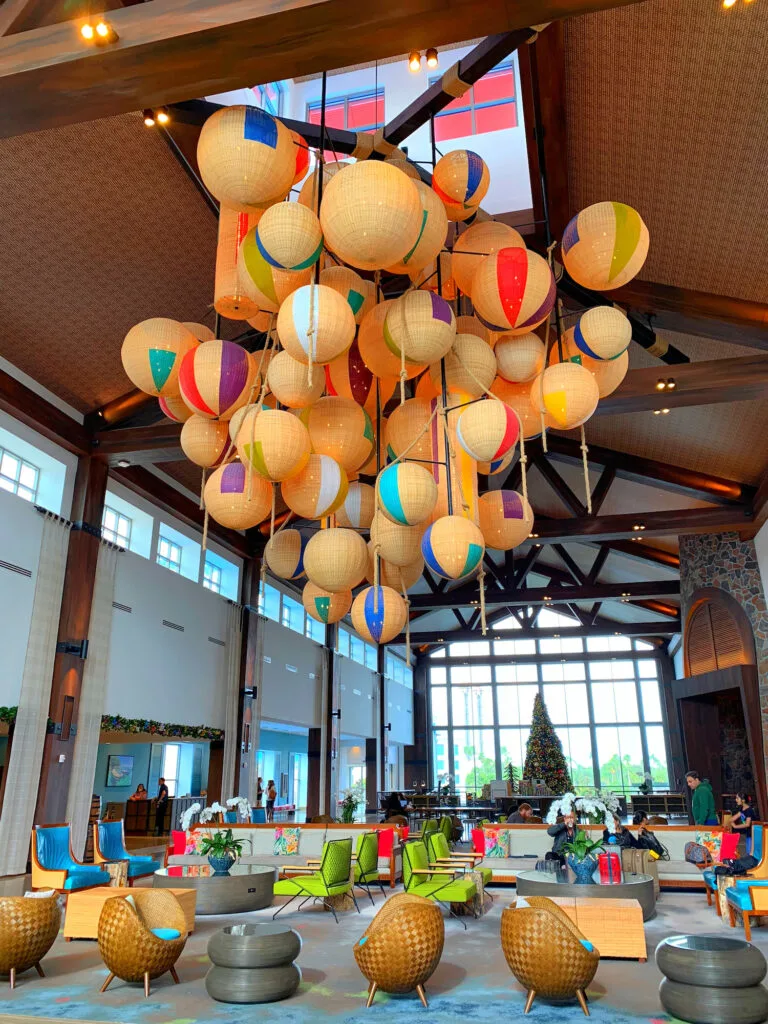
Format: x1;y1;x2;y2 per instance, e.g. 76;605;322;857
206;923;301;1004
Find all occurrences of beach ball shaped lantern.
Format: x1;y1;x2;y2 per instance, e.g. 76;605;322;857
277;283;356;367
370;512;424;567
377;462;438;527
429;333;497;397
265;529;308;581
495;332;546;384
433;150;490;215
121;318;199;398
491;376;546;438
550;328;629;399
290;129;310;186
267;350;325;408
304;527;369;593
574;305;632;361
456;399;519;463
197;106;295;212
386;181;449;275
384;290;456;365
183;322;216;342
180;415;231;468
319;161;422;271
281;454;348;520
179;340;256;420
478;490;534;551
325;339;396;418
351;586;408;645
452;221;525;297
236;407;311;481
228;402;264;446
255;201;323;272
359;416;388;477
535;362;600;429
335;481;376;530
477;451;514;476
366;547;424;590
159;394;194;423
303;582;351;624
422;515;485;580
299;396;374;474
385;398;433;463
320;266;373;324
204;461;272;529
562;201;649;291
358;301;424;381
239;229;312;313
384;152;421;180
297;160;347;213
473;247;556;334
456;315;493;347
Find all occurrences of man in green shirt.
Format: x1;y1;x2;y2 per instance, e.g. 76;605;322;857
686;771;718;825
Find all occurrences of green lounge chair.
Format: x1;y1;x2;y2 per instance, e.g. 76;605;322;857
402;840;477;929
426;831;493;903
354;831;386;904
273;837;358;924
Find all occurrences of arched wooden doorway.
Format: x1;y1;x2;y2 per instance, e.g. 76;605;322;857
684;588;757;676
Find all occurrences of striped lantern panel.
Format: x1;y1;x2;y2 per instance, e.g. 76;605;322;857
351;586;407;645
255;201;323;271
456;399;519;463
238;229;312;313
452;220;525;297
573;305;632;361
265;529;308;581
358;302;424;381
433;149;490;209
303;582;351;624
562;201;649;291
319;266;374;324
383;290;456;365
537;361;600;430
336;481;376;530
299;396;374;474
386;181;449;275
377;462;437;527
281;454;348;520
204;461;272;529
421;514;485;580
236;408;311;482
325;339;396;418
121;318;199;398
277;283;356;366
477;452;514;476
290;130;310;186
178;340;257;420
472;248;556;334
158;394;194;423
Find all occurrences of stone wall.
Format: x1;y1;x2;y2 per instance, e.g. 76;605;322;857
717;690;755;799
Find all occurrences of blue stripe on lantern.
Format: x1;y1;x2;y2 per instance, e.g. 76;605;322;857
561;213;580;254
573;319;599;360
243;107;278;147
421;526;445;577
379;466;408;525
255;227;284;269
364;587;385;643
464;151;483;202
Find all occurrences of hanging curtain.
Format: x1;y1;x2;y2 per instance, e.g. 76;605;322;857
67;542;119;860
220;602;243;801
0;514;71;876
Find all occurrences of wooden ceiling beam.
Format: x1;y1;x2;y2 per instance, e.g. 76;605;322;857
92;422;183;465
396;619;681;644
0;366;90;455
408;580;680;612
590;539;680;571
526;505;753;544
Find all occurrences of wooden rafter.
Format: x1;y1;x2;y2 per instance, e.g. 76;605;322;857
527;506;752;543
408;580;680;612
396;619;681;644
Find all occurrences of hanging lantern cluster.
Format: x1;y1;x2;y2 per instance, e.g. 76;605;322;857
119;101;649;647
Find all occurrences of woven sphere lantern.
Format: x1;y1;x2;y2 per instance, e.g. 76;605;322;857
336;481;376;530
495;332;546;383
325;338;396;418
478;452;514;476
197;106;295;212
452;221;525;297
236;407;311;481
433;150;490;213
377;462;437;527
384;153;421;181
574;305;632;361
359;416;387;476
159;394;194;423
422;514;485;580
534;362;600;429
370;511;424;567
320;266;370;324
299;396;374;473
479;490;534;551
491;377;544;438
255;201;323;271
303;582;351;624
239;229;312;313
385;398;433;463
297;161;347;213
386;181;449;275
304;527;368;592
290;130;310;186
281;454;348;519
183;322;216;342
277;283;356;367
179;340;256;420
562;201;649;290
267;350;324;408
456;315;493;347
366;547;424;590
456;399;519;463
358;301;424;381
215;207;262;319
473;247;556;334
265;529;307;581
319;161;422;271
429;333;497;397
550;328;629;398
180;415;231;468
384;290;456;365
246;310;275;334
351;586;407;645
416;251;457;298
228;402;260;445
204;461;272;529
121;319;199;397
444;198;480;224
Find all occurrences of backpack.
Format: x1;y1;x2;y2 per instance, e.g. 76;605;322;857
714;855;759;877
637;831;669;860
685;841;712;866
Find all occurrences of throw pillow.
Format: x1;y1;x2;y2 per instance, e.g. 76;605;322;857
273;827;300;856
24;889;56;898
184;830;206;855
696;830;722;861
483;828;510;858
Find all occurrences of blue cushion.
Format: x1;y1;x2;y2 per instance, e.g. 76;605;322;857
127;858;159;877
359;936;368;946
63;867;109;890
726;888;756;911
703;869;716;889
754;828;764;862
734;878;768;892
150;928;181;941
251;809;267;824
579;939;594;952
98;821;129;862
36;826;78;871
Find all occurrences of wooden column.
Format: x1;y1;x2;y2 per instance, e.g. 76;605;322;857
307;629;334;820
232;558;260;799
365;737;378;814
35;455;108;825
404;654;430;790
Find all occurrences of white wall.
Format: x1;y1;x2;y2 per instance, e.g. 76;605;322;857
0;409;77;515
386;678;414;745
259;617;324;728
0;488;43;706
337;655;376;739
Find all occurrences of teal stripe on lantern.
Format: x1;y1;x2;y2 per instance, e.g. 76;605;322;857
379;466;408;525
460;542;483;577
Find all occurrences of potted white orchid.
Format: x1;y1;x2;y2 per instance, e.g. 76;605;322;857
226;796;252;822
546;793;616;831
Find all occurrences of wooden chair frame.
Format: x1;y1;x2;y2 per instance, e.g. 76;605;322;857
31;823;107;895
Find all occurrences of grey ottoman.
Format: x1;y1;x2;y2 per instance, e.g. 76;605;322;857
206;923;302;1004
656;935;768;1024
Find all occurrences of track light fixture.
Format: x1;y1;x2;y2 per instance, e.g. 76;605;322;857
81;18;118;44
143;107;171;128
408;51;422;72
426;47;439;68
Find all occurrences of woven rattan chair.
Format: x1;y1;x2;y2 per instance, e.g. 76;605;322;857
354;892;444;1008
97;889;187;998
501;896;599;1015
0;892;61;989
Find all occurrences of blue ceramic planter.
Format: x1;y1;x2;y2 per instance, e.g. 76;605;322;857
567;855;598;884
208;853;235;875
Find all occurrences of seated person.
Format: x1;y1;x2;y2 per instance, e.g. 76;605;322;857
507;802;534;824
382;791;411;820
128;783;147;802
603;814;639;849
546;810;577;863
632;809;667;858
731;792;759;855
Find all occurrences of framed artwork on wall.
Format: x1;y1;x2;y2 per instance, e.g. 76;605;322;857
106;754;134;788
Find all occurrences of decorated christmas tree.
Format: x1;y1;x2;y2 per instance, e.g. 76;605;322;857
523;693;573;794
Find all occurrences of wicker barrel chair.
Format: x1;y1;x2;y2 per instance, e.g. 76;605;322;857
354;892;444;1008
0;892;61;989
97;889;187;998
500;896;599;1016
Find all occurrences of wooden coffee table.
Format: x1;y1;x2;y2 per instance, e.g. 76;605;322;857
545;896;647;961
64;886;196;940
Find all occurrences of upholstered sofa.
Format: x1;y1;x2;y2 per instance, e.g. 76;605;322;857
167;823;403;886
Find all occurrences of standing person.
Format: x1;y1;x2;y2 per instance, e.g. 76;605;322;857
686;770;718;825
731;792;759;855
154;777;169;836
256;777;264;808
508;803;534;824
546;810;578;864
266;779;277;823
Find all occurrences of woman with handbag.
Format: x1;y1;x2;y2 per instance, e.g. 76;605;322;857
731;793;759;855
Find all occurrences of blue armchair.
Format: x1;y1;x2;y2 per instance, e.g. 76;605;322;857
726;879;768;940
251;808;267;824
707;825;767;913
32;825;109;893
94;820;160;884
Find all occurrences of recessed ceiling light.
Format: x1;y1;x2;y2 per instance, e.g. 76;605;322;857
117;459;131;468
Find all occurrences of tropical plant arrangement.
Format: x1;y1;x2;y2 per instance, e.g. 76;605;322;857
546;792;617;831
199;801;227;824
340;788;359;824
197;828;246;875
561;829;605;884
226;796;252;821
100;715;224;740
